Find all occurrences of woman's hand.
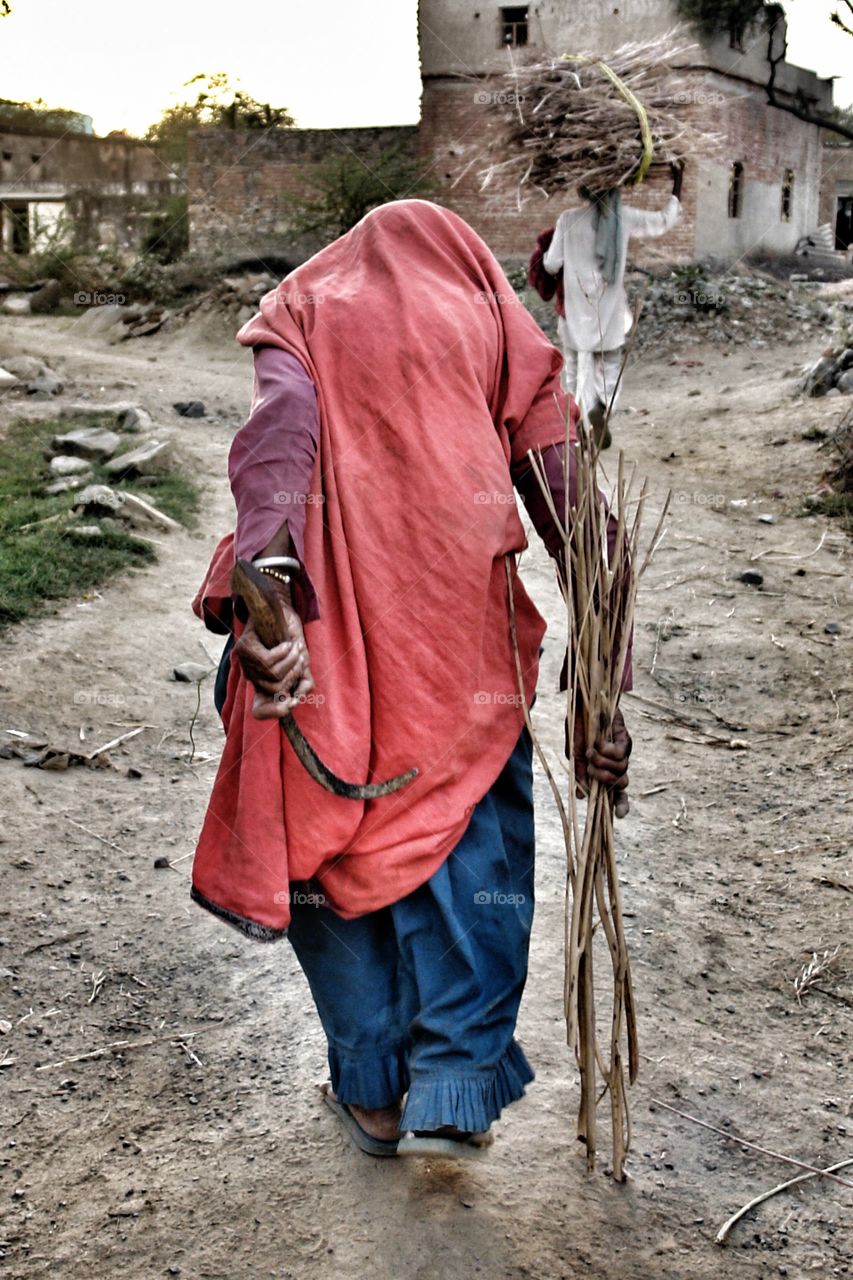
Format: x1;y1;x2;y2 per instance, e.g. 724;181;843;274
234;584;315;720
566;706;632;818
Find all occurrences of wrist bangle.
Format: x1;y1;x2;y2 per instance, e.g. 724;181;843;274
253;555;301;573
257;567;292;586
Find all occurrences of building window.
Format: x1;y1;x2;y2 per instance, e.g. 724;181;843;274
500;6;528;47
728;161;744;219
2;204;31;254
781;169;794;221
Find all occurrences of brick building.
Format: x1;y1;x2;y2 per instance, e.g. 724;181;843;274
186;0;842;265
418;0;834;262
0;124;180;255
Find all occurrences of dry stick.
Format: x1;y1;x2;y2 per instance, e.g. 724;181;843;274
652;1100;853;1190
36;1024;224;1072
716;1157;853;1246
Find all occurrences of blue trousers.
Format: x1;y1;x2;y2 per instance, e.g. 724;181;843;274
287;727;536;1133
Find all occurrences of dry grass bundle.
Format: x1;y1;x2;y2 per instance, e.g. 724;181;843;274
507;416;669;1180
479;30;711;199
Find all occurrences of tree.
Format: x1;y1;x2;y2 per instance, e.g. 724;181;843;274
831;1;853;35
0;97;92;136
145;73;294;166
285;144;433;244
676;0;853;140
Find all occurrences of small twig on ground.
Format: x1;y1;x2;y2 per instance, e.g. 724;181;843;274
652;1099;853;1189
716;1157;853;1246
85;726;145;760
24;928;90;956
35;1024;225;1072
795;945;842;1004
67;818;129;857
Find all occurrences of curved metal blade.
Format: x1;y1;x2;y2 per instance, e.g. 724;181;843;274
230;558;418;800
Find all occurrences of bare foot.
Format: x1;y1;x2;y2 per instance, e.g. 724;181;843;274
347;1099;403;1143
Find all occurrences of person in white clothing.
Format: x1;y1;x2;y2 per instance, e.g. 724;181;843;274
542;163;683;446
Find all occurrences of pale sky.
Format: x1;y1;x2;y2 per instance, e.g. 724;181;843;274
0;0;849;136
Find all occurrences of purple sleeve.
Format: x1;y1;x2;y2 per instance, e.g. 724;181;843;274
513;443;634;692
229;345;320;621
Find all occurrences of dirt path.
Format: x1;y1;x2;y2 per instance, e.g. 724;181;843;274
0;315;850;1280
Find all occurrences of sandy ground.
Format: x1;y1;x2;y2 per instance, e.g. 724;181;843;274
0;312;850;1280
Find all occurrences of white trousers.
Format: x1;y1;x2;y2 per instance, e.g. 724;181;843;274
558;324;624;417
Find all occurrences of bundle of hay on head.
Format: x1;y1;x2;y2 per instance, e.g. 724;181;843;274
477;30;716;202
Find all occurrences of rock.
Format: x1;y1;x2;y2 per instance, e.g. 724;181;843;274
801;355;837;398
836;369;853;394
824;622;841;635
839;348;853;371
29;279;62;314
50;427;122;462
72;303;129;336
118;404;152;433
49;455;93;477
1;355;44;380
738;570;764;587
103;440;168;477
173;400;205;418
117;491;181;531
757;513;777;524
0;367;19;389
43;477;88;495
65;524;105;539
2;295;31;316
172;662;210;683
27;368;63;396
73;484;125;517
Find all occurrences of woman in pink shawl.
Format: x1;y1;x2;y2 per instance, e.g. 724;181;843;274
193;200;631;1159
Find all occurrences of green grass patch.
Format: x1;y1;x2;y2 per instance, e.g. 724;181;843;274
802;491;853;534
0;417;200;627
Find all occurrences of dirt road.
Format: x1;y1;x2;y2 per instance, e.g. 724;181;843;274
1;313;850;1280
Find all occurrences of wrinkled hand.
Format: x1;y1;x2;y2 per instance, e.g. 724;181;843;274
234;588;314;721
566;706;632;819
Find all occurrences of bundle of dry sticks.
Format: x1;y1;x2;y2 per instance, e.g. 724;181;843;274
509;415;670;1180
478;31;714;199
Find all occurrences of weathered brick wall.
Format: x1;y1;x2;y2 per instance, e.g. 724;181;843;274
187;126;419;260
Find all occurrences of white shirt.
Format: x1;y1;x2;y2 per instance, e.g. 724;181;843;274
543;196;681;352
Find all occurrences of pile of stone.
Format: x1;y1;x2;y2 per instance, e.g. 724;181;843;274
0;278;63;316
44;404;169;498
632;267;840;352
169;270;278;331
0;354;63;395
798;304;853;398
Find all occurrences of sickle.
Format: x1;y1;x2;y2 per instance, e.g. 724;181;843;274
230;559;418;800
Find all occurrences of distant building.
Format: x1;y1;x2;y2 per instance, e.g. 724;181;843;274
184;1;844;265
419;0;836;260
0;111;180;256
